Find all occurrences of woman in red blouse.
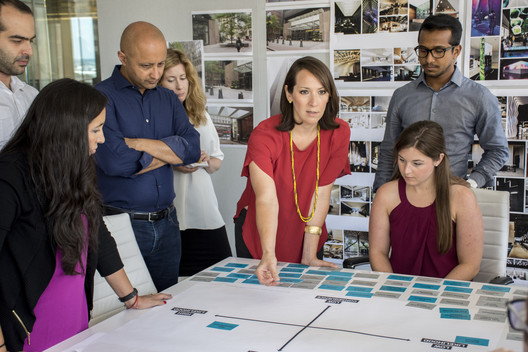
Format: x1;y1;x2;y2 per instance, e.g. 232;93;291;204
235;56;351;285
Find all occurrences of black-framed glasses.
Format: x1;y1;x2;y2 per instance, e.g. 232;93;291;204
414;45;456;59
507;299;528;333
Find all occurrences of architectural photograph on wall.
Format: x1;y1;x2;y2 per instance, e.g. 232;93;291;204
204;60;253;101
206;105;253;145
192;10;252;55
266;6;330;51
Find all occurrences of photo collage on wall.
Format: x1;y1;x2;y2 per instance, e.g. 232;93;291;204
469;0;528;80
192;10;254;145
332;0;460;85
334;0;459;34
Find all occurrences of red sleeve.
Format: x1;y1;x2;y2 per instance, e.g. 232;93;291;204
319;118;351;186
241;116;282;179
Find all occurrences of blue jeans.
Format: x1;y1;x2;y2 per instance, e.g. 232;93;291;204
130;207;181;291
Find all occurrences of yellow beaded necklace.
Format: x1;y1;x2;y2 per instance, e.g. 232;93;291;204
289;125;320;223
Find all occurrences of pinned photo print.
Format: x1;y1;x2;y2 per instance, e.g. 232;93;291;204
469;37;500;80
207;105;253;145
379;15;409;32
266;7;330;52
192;11;252;55
408;0;431;31
335;0;362;34
394;47;419;64
501;7;528;58
334;49;361;81
204;60;252;101
471;0;500;36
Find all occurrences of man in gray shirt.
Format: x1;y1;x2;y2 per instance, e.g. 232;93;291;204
373;14;508;191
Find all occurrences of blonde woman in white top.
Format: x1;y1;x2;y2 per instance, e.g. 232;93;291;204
160;49;232;275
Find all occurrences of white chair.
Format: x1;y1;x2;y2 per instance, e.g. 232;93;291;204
472;188;510;283
344;188;511;284
90;213;157;326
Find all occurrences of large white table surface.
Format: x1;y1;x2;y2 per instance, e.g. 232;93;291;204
44;257;525;352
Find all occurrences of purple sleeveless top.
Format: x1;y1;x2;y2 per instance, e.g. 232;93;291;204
23;215;89;351
389;178;458;278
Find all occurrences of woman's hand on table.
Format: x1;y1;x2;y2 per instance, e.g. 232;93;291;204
301;257;338;268
256;254;280;286
134;292;173;309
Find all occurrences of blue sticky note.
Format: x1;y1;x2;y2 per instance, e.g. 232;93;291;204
227;273;252;279
387;274;414;281
439;308;470;315
306;270;333;276
443;280;471;287
225;263;248;268
346;291;374;298
211;267;235;273
481;285;511;293
408;295;437;303
207;321;238;330
287;263;309;268
413;283;441;290
279;272;303;278
346;286;373;293
319;284;345;291
242;278;261;285
441;313;471;320
455;336;489;347
380;285;407;293
327;275;350;282
280;267;305;273
213;277;238;283
444;286;473;294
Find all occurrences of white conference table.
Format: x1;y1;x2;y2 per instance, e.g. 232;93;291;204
45;257;524;351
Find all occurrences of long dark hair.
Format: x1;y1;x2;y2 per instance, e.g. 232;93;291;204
390;120;462;254
277;56;340;131
2;78;107;275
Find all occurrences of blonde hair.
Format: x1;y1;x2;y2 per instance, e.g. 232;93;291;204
163;49;207;126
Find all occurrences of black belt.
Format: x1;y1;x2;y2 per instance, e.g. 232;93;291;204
103;205;174;222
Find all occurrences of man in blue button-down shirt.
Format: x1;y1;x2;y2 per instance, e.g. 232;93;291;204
373;14;508;192
95;21;200;291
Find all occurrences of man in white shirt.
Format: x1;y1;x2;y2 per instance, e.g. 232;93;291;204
0;0;37;150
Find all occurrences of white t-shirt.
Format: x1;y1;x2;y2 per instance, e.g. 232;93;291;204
0;76;38;150
173;111;225;230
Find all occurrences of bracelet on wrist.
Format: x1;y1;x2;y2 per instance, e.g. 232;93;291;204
119;287;138;303
126;293;139;309
305;225;322;236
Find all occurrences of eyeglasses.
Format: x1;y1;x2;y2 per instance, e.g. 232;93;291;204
414;45;456;59
507;299;528;333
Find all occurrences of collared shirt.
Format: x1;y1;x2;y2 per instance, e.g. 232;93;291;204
373;67;509;191
95;65;200;212
0;76;38;150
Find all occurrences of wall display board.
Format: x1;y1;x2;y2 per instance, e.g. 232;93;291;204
60;258;523;351
192;9;255;145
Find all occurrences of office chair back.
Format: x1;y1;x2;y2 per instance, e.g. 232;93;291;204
90;213;157;326
472;188;510;283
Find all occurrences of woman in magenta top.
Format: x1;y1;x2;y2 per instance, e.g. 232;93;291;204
369;121;483;280
235;57;350;285
0;79;170;352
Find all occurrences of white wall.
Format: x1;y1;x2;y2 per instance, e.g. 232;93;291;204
96;0;267;253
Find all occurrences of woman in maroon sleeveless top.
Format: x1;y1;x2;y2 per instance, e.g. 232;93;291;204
369;120;483;280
